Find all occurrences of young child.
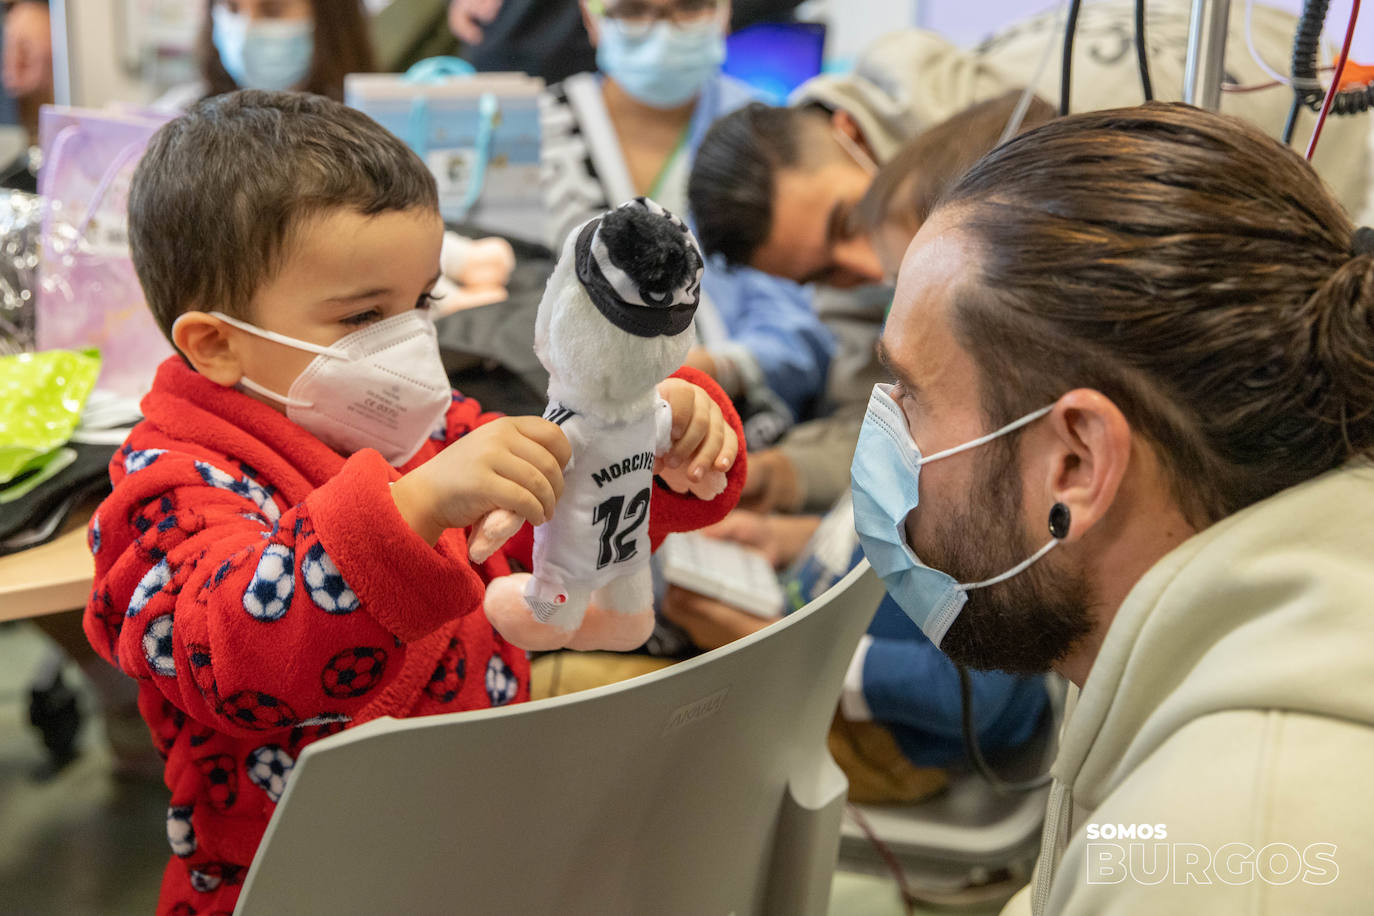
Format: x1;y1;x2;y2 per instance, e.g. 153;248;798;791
83;90;743;914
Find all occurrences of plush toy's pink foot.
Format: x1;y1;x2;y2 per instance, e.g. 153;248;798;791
566;604;655;652
469;509;524;564
483;574;577;651
657;466;728;500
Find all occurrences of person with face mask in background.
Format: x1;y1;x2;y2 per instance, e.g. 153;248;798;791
447;0;805;85
858;103;1374;914
155;0;375;111
541;0;832;451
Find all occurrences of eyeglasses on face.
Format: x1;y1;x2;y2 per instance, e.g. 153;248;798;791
589;0;724;36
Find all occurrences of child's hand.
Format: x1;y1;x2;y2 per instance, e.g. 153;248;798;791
392;416;570;545
656;378;739;488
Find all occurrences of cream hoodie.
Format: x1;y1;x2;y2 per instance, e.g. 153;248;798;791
1002;462;1374;914
794;1;1371;220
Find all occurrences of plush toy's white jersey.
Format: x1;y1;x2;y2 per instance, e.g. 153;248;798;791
531;397;674;596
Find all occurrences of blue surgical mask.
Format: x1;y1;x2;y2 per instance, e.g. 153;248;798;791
850;384;1059;646
596;18;726;109
212;6;314;92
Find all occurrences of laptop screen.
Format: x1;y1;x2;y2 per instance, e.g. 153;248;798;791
723;21;827;103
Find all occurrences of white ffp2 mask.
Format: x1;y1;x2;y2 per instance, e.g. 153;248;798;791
207;310;451;466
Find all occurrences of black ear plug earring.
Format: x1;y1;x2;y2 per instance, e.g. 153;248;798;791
1049;502;1071;540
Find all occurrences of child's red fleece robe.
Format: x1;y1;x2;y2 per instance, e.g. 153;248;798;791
84;357;745;915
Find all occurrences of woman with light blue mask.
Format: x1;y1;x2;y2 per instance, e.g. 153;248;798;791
545;0;734;233
541;0;833;450
155;0;375;111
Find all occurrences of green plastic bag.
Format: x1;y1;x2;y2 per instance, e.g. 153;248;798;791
0;348;101;485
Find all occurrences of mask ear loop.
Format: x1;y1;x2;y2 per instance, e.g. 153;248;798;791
172;312;336;410
919;404;1056;465
237;375;313;410
960;502;1072;592
206;311;347;360
832;127;878;176
960;539;1057;591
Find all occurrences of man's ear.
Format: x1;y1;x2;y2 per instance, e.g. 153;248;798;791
830;109;872;156
579;0;601;45
1038;389;1132;543
171;311;243;388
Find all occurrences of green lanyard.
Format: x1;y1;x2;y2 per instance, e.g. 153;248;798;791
646;122;693;199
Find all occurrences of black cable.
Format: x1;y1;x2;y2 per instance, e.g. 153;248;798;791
1281;93;1304;145
1289;0;1374;118
1134;0;1154;101
846;806;918;916
1060;0;1084;116
1292;0;1333;111
958;665;1053;795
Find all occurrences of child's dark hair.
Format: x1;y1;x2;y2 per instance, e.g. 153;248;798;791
129;90;438;340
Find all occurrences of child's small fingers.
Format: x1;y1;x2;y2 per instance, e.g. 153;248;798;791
716;426;739;471
690;419;724;482
512;416;572;468
507;434;566;502
668;402;708;468
657;379;692;437
488;476;547;527
494;458;556;522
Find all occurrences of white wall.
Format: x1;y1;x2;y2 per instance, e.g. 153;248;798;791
800;0;921;65
56;1;152;109
916;0;1372;61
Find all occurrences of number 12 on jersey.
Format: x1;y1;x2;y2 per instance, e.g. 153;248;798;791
592;488;651;569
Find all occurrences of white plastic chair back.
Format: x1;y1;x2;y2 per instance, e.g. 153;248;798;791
235;562;886;916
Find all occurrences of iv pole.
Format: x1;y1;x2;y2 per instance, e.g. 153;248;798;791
1182;0;1232;111
48;0;73;107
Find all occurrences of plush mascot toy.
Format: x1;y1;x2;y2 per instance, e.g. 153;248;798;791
469;198;726;651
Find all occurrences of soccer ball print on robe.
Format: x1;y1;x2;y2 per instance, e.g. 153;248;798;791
187;642;219;706
241;544;295;621
246;744;295;803
301;542;359;614
128;559;171;618
218;690;297;731
193;461;282;524
485;653;519;706
187;861;245;894
194;753;239;811
424;637;467;704
129;494;211;567
167;805;196;857
143;613;176;677
321;646;388;699
120;446;165;476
